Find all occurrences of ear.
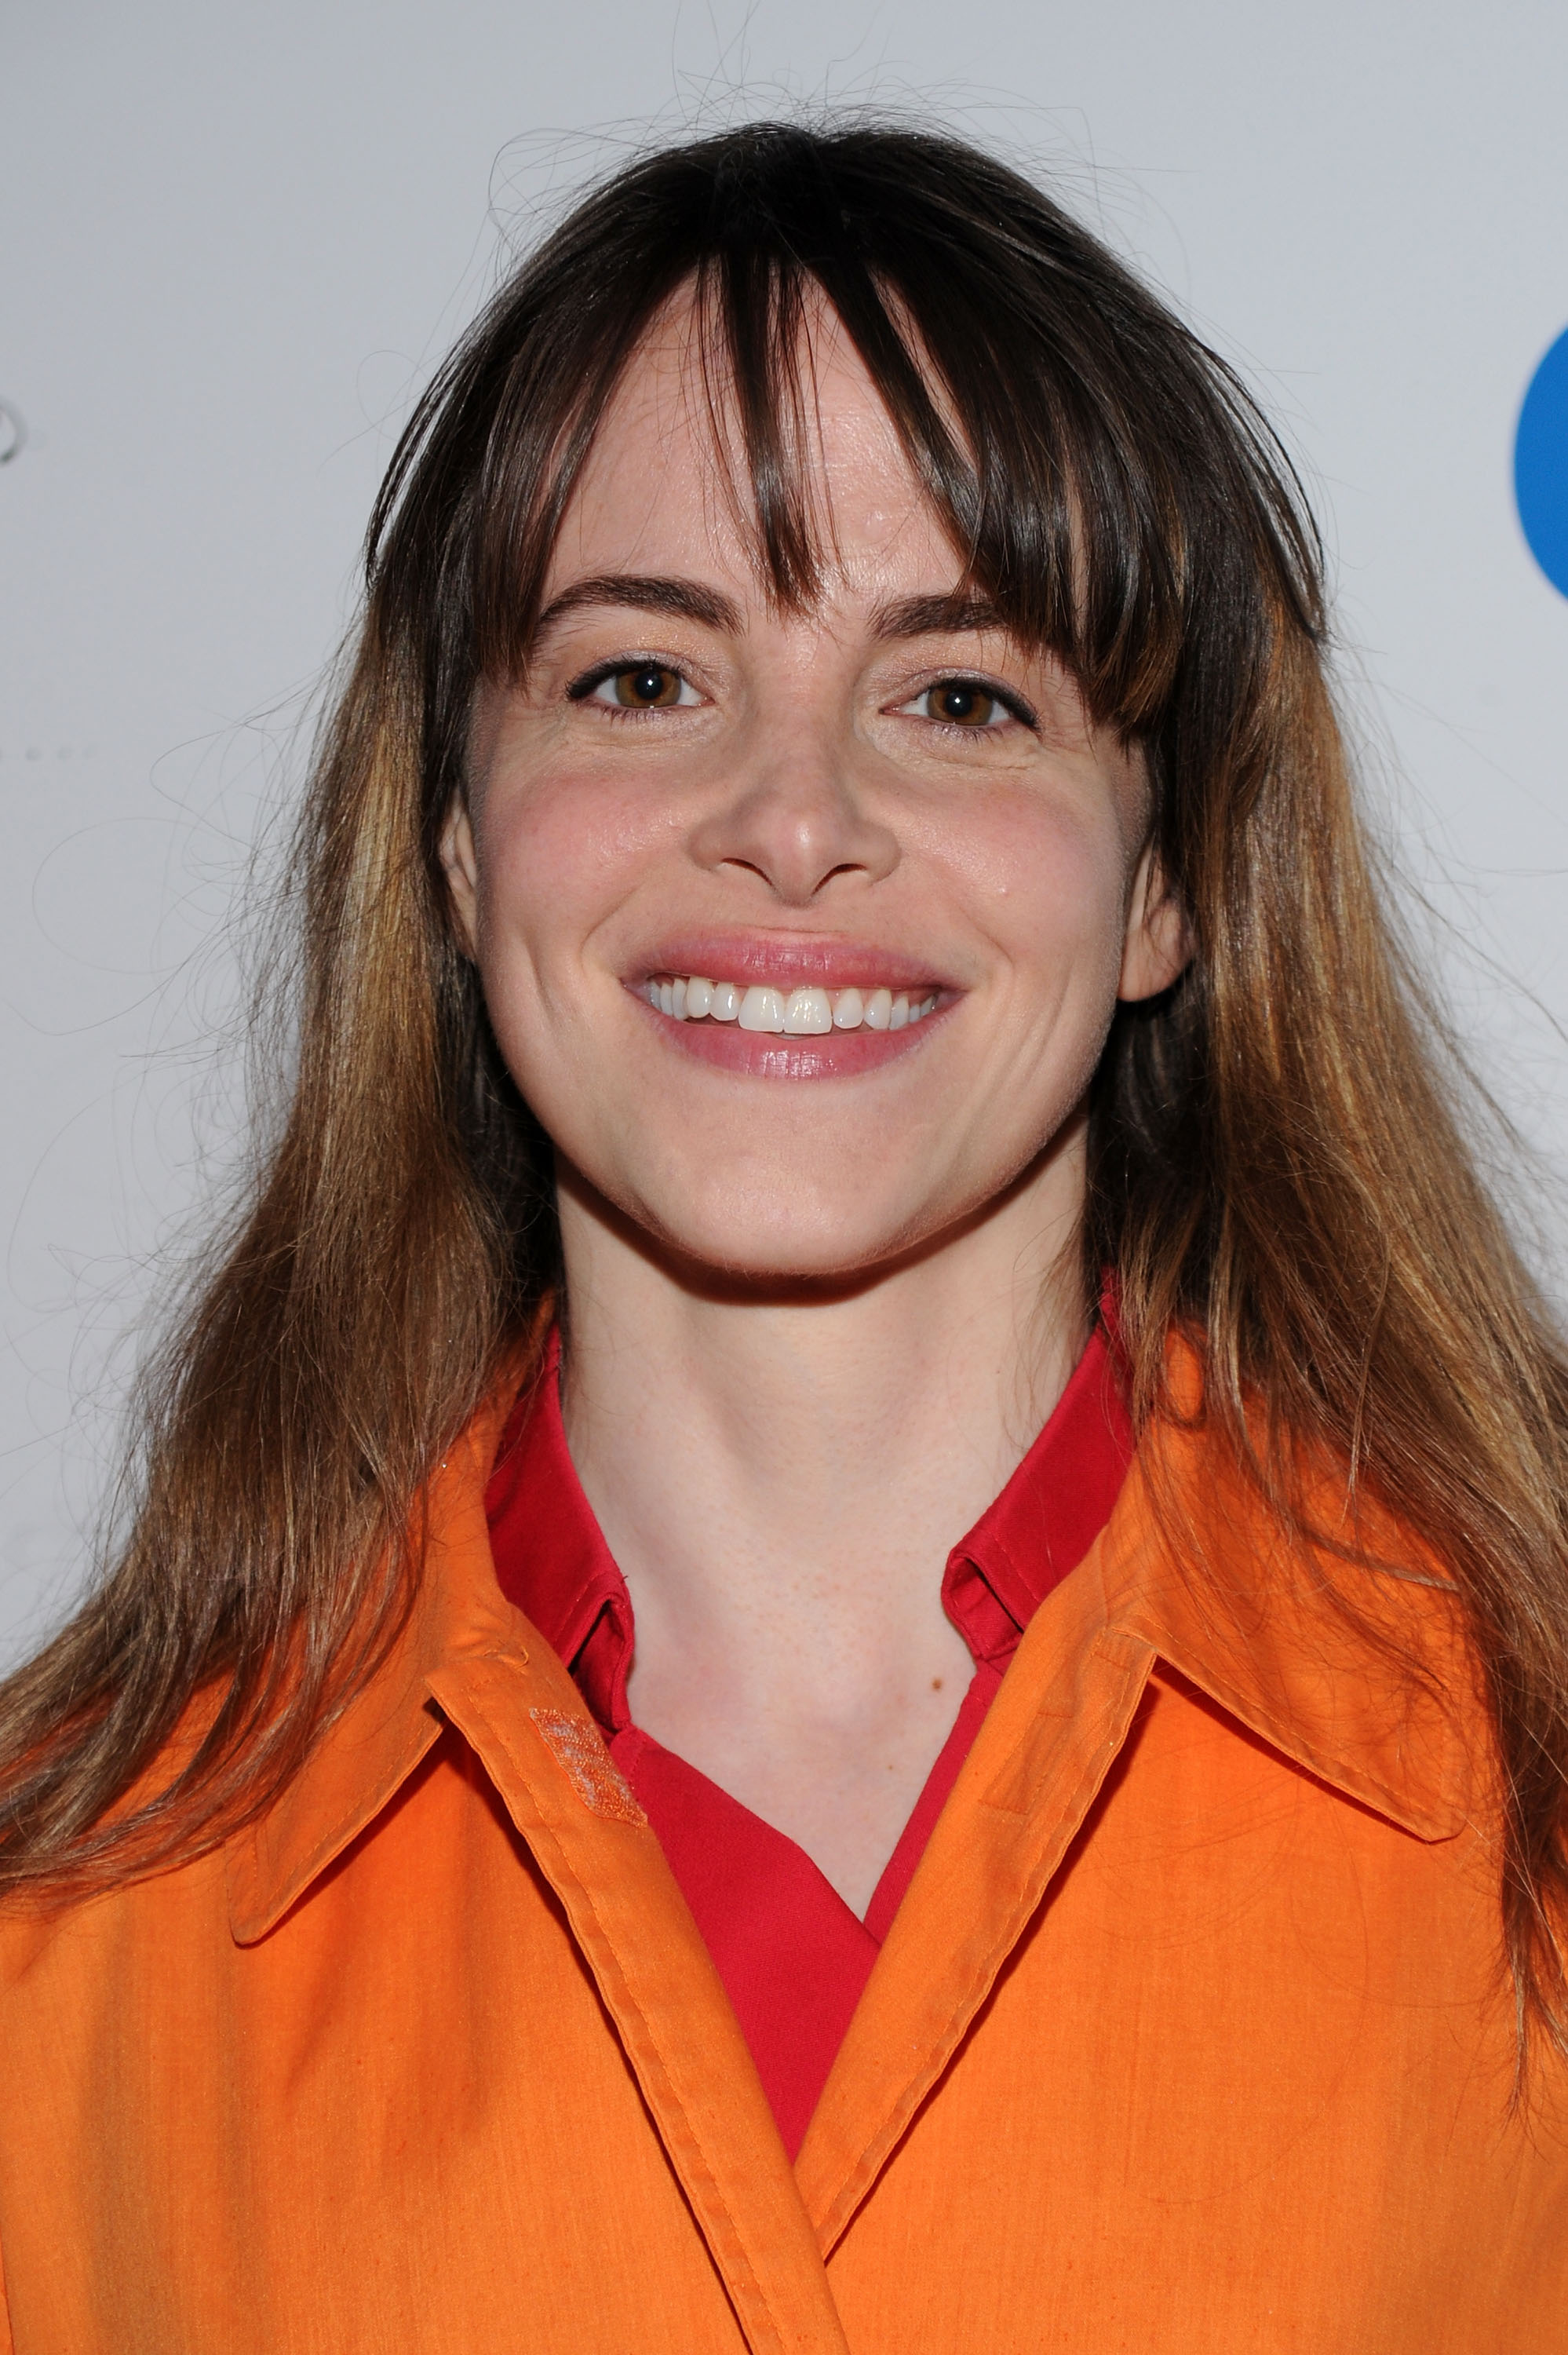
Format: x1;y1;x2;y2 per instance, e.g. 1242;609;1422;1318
1118;842;1191;1002
439;794;481;961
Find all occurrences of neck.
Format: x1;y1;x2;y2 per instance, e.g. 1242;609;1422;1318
552;1127;1090;1912
556;1126;1088;1660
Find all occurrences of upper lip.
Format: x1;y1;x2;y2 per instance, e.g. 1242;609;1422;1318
629;932;953;994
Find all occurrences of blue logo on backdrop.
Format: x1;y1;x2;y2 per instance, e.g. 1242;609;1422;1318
1515;327;1568;598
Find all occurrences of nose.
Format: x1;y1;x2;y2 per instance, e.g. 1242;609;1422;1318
686;733;900;907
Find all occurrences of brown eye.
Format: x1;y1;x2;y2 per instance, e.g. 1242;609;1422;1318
926;681;1001;728
612;663;684;707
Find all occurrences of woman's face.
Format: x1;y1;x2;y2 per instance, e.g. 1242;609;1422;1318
445;303;1186;1283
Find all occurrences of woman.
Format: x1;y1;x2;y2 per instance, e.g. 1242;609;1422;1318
0;119;1564;2350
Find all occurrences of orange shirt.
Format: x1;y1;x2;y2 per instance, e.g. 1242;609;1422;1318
1;1369;1564;2352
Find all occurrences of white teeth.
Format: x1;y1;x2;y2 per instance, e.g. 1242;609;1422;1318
646;973;940;1034
738;984;786;1033
782;986;832;1035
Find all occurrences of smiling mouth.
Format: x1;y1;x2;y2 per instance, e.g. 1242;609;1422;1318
643;973;942;1034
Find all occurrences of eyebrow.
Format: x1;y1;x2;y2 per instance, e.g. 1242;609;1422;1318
533;574;744;639
868;590;1012;640
531;573;1013;646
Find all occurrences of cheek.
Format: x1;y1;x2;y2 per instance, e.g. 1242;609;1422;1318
473;760;669;982
921;783;1132;1009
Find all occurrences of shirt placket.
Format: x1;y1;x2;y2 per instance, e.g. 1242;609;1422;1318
426;1638;853;2355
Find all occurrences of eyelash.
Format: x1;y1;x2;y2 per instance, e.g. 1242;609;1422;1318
909;677;1037;733
567;657;676;704
563;657;1037;733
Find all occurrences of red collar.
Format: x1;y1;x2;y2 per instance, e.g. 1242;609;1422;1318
486;1321;1134;1722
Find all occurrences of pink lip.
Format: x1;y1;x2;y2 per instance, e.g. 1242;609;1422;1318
629;931;950;995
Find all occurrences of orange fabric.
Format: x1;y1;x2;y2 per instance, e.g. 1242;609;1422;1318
1;1382;1564;2352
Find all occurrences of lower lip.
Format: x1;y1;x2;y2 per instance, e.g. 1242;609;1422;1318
634;996;952;1078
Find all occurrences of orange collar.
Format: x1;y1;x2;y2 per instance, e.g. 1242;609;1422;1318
228;1349;1479;1944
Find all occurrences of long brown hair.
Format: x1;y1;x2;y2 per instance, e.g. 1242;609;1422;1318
3;119;1565;2046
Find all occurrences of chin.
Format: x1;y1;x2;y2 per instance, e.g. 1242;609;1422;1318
639;1190;950;1291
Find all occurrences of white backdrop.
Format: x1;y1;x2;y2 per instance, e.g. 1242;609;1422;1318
3;0;1566;1665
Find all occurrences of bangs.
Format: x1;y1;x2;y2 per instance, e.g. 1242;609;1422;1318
369;122;1323;815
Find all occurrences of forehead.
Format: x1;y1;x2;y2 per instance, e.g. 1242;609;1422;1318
542;293;967;608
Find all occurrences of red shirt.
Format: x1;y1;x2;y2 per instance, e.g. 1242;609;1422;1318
486;1324;1133;2156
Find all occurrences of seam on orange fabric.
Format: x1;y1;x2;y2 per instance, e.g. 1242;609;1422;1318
528;1707;647;1824
975;1627;1153;1818
0;2195;15;2355
228;1701;448;1944
443;1678;848;2355
1117;1631;1467;1841
442;1699;746;2215
811;1630;1154;2258
544;1857;797;2355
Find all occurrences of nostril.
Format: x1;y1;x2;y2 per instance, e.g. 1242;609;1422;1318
691;784;901;905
